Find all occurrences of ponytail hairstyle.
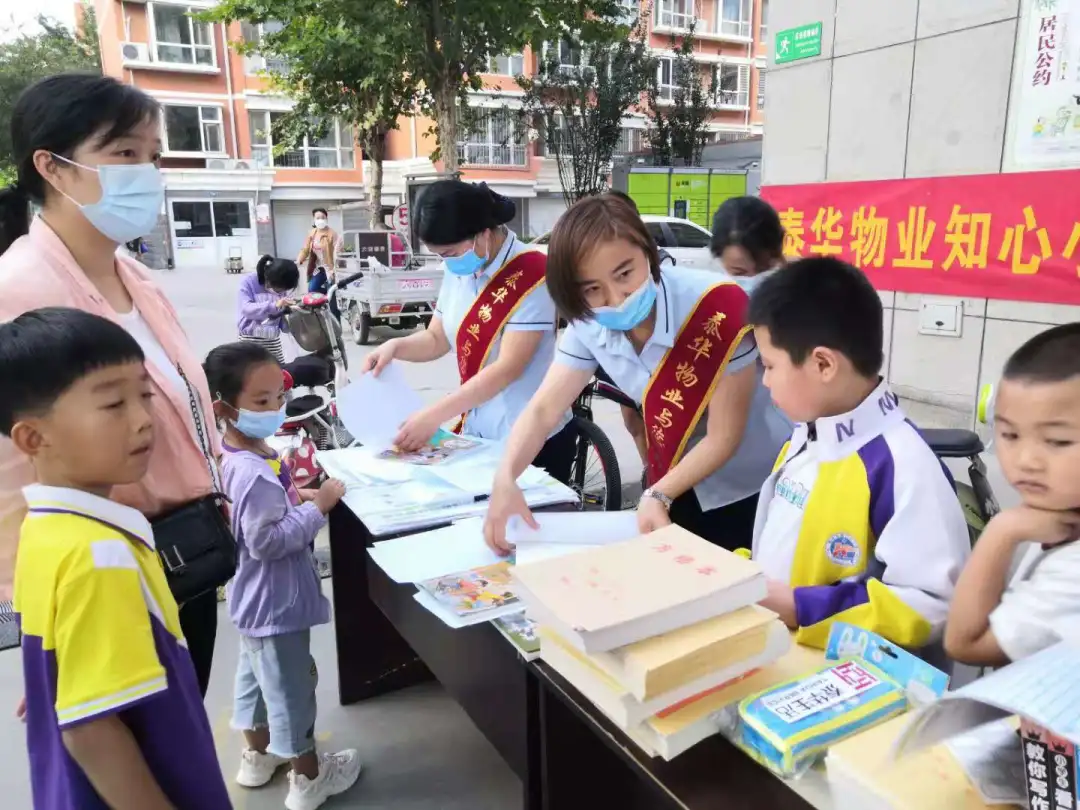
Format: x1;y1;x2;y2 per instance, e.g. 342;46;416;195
255;255;300;291
0;73;160;256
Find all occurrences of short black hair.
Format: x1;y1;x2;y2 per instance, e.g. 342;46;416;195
711;196;784;269
415;181;516;246
204;342;279;408
256;255;300;290
0;73;160;256
312;207;329;218
748;257;883;377
1003;323;1080;383
0;307;145;436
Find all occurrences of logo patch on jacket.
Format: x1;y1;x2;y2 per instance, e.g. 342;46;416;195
825;533;861;567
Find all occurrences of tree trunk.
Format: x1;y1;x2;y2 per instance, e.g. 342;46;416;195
435;83;460;174
365;130;386;230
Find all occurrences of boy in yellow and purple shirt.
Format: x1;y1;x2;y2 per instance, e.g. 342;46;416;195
746;258;971;651
3;308;230;810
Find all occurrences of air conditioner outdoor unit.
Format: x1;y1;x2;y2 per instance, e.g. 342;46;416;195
205;158;236;170
120;41;150;63
233;160;254;170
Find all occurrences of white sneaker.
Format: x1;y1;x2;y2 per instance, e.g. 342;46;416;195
236;748;289;788
284;750;363;810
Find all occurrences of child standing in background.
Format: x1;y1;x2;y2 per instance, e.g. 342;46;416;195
237;255;300;364
204;341;361;810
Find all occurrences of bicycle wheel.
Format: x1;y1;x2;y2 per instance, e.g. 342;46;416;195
567;416;622;511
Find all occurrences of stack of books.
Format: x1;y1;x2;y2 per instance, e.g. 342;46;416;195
511;524;796;760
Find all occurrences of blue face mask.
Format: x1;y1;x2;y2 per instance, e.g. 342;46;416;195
592;276;657;331
232;405;287;440
52;153;164;244
444;246;487;277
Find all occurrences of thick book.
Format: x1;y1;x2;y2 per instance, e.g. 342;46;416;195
627;640;825;761
512;524;766;654
590;605;778;701
539;619;791;730
825;714;1006;810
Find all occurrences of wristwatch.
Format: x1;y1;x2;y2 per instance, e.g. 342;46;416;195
641;488;673;510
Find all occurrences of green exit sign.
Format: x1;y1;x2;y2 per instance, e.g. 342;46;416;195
775;22;823;64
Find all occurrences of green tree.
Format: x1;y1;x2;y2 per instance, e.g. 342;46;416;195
647;21;716;167
203;1;419;228
518;16;655;206
0;6;101;172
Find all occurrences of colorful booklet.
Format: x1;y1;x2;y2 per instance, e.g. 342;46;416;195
376;429;481;466
418;562;519;616
493;614;540;660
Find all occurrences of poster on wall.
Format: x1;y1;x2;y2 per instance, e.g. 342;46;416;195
1012;0;1080;167
761;169;1080;305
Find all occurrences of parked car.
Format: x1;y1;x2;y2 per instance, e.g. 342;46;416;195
529;215;715;270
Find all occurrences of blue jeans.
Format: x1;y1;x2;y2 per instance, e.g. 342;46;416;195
231;630;318;758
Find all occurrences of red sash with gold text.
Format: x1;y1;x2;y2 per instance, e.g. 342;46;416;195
453;250;547;432
643;283;753;485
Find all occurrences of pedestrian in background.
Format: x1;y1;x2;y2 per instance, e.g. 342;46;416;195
238;254;300;363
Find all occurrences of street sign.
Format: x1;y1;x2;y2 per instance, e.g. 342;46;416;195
775;22;823;65
394;203;409;231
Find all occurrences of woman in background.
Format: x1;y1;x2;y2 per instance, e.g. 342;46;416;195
297;207;343;293
236;255;299;363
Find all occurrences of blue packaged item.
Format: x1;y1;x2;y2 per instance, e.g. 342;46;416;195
726;623;949;778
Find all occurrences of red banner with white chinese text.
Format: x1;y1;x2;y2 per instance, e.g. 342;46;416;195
761;170;1080;305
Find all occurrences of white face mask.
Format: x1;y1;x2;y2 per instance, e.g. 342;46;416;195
314;218;328;230
51;153;164;243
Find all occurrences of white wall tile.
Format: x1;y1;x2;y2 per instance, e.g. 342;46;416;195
889;310;985;399
834;0;918;56
984;299;1080;325
761;61;832;185
917;0;1019;39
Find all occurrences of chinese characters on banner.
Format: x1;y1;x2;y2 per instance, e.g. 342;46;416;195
761;170;1080;305
1011;0;1080;167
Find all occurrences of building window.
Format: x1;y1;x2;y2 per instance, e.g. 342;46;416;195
656;0;694;30
760;0;769;42
249;111;354;168
656;57;681;100
163;105;224;154
716;63;750;108
458;110;527;167
719;0;753;38
488;52;524;76
151;4;214;66
757;69;766;110
614;127;646;157
172;200;251;237
617;0;640;23
240;20;288;74
712;129;753;144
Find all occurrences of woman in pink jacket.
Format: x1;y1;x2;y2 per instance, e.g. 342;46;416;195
0;74;219;694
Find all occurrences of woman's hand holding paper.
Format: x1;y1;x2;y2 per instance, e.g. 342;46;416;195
484;474;538;557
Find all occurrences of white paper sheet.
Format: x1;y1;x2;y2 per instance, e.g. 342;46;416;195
412;588;525;629
425;457;550;498
944;720;1027;806
506;511;639;546
895;642;1080;758
367;518;505;583
513;542;602;567
335;362;423;451
318;446;415;485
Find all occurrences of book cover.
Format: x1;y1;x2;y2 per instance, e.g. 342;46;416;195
418;562;518;616
512;524;764;652
494;614;541;659
376;430;481;466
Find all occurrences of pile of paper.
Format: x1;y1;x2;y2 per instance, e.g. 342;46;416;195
510;524;793;760
366;513;641;632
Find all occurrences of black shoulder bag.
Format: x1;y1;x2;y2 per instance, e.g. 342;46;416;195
152;365;238;605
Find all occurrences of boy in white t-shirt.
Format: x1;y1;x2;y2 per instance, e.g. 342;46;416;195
945;324;1080;667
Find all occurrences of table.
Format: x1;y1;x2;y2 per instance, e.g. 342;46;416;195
328;504;832;810
535;663;831;810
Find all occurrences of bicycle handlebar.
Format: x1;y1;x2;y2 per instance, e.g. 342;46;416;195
335;271;365;288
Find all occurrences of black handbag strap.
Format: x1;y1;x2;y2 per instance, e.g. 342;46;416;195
176;363;223;495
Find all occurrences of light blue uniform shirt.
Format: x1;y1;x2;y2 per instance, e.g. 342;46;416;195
557;268;793;511
435;230;571;441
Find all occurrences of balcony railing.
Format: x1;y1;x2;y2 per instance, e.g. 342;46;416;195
713;88;750;109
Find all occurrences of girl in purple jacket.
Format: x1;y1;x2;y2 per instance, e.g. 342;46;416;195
204;342;362;810
236;255;299;363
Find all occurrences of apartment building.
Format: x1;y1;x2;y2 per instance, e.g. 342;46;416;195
93;0;767;264
93;0;365;270
380;0;770;237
